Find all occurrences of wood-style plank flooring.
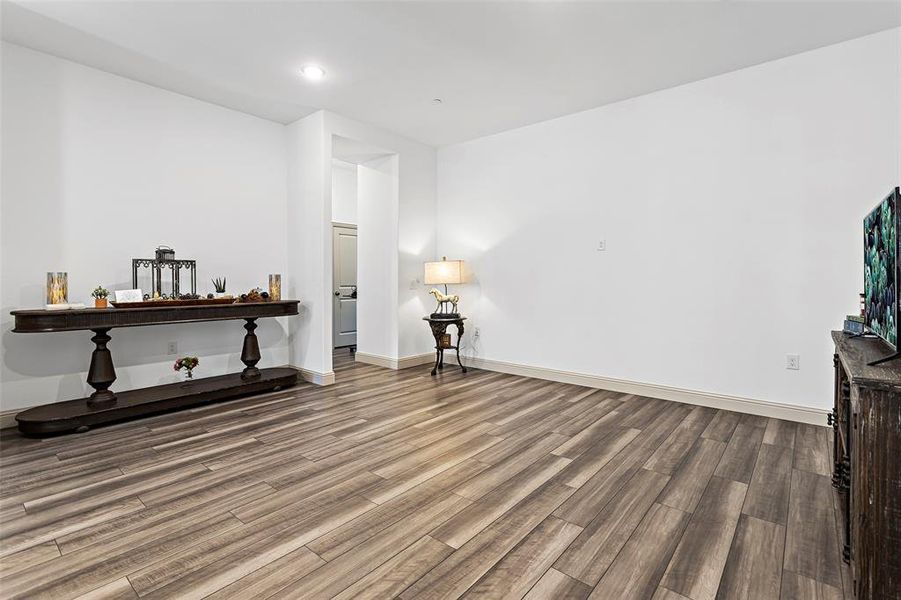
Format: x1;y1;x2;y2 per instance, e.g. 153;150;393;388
0;351;849;599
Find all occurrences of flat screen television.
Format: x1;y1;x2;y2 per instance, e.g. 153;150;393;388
864;187;901;359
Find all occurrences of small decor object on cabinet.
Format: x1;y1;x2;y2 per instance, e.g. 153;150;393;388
114;289;143;303
46;272;68;306
132;247;196;298
155;246;175;261
91;286;110;308
269;274;281;301
212;277;227;298
238;288;269;303
424;257;464;318
173;356;199;380
844;318;866;335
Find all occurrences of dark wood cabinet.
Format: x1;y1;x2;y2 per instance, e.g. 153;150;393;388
832;331;901;600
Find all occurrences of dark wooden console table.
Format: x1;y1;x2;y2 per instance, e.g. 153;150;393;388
831;331;901;599
423;316;467;376
11;301;300;436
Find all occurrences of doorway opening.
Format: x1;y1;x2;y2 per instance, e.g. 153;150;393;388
332;221;357;351
330;135;397;377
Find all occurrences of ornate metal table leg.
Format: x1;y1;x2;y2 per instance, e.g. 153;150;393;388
431;349;440;376
241;318;261;379
429;320;448;376
87;328;117;405
455;322;467;373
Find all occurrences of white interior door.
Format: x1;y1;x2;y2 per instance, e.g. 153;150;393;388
333;224;358;348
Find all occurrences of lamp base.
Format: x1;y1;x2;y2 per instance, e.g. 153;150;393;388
430;312;461;320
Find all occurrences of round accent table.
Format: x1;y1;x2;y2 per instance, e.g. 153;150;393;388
423;316;467;376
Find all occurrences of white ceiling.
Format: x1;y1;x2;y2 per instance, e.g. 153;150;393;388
332;135;393;165
3;1;899;146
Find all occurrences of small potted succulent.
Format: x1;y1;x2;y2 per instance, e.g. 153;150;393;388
91;286;110;308
174;356;199;380
212;277;227;298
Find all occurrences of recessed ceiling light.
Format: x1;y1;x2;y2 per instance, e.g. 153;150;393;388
300;65;326;81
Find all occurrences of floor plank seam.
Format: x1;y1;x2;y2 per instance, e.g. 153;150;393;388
562;464;667;588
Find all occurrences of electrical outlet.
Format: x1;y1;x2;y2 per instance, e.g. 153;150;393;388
597;240;607;251
167;341;178;355
786;354;800;370
474;327;481;338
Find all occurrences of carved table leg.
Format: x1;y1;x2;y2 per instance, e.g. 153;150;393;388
87;328;117;405
241;318;261;379
431;349;441;376
457;350;466;373
457;327;466;373
455;324;467;373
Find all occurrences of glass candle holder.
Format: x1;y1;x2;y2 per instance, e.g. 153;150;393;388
268;274;281;301
46;272;68;305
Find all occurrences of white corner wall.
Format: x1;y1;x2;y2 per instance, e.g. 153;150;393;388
285;111;329;381
357;156;400;359
287;110;437;378
1;43;289;411
437;29;901;416
331;159;358;225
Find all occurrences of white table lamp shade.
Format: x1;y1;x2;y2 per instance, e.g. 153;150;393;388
424;258;463;285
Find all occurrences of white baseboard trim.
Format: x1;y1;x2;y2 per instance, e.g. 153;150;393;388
1;409;18;431
298;368;335;386
353;352;393;369
397;353;435;370
465;356;828;426
355;352;434;370
1;360;826;427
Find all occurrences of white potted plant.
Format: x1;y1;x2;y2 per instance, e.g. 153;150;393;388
212;277;227;299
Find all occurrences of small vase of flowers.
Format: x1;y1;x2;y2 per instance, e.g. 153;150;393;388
92;286;110;308
174;356;199;381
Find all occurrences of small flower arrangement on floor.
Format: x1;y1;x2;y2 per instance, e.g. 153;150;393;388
174;356;199;380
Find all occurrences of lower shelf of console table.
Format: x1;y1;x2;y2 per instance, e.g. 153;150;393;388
15;367;299;436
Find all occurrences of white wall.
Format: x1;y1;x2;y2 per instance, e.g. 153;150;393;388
1;43;289;411
357;156;399;359
331;159;358;225
437;29;901;413
285;111;329;379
